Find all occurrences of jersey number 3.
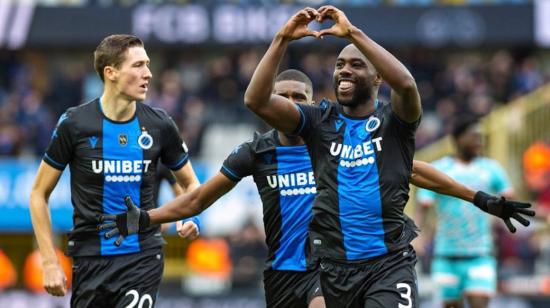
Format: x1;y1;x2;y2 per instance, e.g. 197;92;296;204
396;283;412;308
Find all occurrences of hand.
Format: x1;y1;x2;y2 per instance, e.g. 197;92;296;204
278;7;320;41
474;191;536;233
43;263;67;296
317;5;355;38
177;221;200;240
98;196;150;246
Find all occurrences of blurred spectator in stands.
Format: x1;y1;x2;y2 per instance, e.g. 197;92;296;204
228;219;266;290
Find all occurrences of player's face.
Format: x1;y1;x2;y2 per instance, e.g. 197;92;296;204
273;80;313;105
114;46;152;101
333;45;378;107
458;124;483;157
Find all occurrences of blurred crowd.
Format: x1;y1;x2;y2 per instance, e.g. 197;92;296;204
33;0;532;7
0;47;547;157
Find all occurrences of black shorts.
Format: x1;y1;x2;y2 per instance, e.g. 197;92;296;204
71;248;164;308
319;245;418;308
263;267;322;308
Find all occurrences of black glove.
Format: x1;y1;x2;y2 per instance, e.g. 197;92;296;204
473;191;535;233
98;196;150;246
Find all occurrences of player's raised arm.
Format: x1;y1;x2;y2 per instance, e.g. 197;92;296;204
411;160;535;233
244;8;319;134
29;162;67;297
317;5;421;123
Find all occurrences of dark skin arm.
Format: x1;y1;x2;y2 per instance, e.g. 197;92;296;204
147;172;236;224
317;5;421;123
410;160;475;202
244;7;320;134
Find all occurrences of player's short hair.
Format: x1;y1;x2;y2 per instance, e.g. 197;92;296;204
452;116;479;140
276;69;313;96
94;34;144;82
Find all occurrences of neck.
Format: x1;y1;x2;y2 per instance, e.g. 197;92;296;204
100;89;136;122
342;97;377;117
277;131;304;146
457;152;476;163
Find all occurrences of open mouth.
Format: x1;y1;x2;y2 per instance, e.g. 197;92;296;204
139;84;148;92
338;79;355;94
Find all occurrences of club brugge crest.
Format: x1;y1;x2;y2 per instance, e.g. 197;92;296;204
365;116;381;133
138;130;153;150
118;134;128;146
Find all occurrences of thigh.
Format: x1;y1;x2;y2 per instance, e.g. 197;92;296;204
364;247;419;308
463;256;496;296
114;251;164;308
264;270;313;308
432;257;462;302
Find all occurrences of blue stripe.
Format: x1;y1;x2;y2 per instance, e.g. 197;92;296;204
100;118;142;255
165;155;188;170
272;145;314;271
221;165;242;181
43;153;65;169
337;115;387;260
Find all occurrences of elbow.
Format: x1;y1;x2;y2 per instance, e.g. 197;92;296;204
243;92;258;112
397;75;417;94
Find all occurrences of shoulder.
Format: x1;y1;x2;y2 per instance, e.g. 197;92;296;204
477;157;503;169
139;104;172;121
249;130;277;154
58;99;99;127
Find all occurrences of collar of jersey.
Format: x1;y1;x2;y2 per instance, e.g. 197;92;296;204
338;99;379;121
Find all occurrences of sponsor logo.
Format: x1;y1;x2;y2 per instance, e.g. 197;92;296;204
92;159;152;182
266;171;316;196
330;137;383;168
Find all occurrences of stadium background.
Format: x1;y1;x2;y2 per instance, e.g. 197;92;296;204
0;0;549;307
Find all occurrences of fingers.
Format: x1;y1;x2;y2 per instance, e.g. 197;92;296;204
97;222;116;231
124;195;135;209
512;213;531;227
318;28;336;37
516;208;536;217
504;218;516;233
317;5;337;20
178;221;199;239
105;228;120;239
115;235;125;246
99;214;116;222
44;268;67;297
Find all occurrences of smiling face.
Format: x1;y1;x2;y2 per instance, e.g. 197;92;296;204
110;46;152;101
333;44;380;108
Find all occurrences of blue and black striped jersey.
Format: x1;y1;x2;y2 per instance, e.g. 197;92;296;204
221;130;315;271
295;100;420;262
44;98;189;256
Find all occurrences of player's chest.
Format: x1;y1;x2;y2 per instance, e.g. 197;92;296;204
253;149;315;193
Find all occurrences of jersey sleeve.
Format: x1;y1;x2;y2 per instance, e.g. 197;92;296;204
293;102;325;140
488;160;512;194
388;104;422;139
220;142;254;182
43;111;74;170
161;115;189;171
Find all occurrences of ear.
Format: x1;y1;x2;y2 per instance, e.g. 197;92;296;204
374;73;383;87
103;66;118;82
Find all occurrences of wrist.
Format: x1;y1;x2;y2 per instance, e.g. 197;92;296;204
346;25;362;40
139;209;151;229
473;191;490;211
275;30;293;43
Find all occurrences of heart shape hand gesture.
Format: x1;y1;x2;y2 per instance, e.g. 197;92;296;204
279;6;355;41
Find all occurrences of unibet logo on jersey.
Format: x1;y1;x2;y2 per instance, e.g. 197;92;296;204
266;171;316;196
91;160;152;182
329;137;383;168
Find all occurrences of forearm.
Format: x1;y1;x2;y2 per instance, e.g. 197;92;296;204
244;33;289;110
411;161;475;202
348;27;415;94
29;193;59;266
148;189;204;224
